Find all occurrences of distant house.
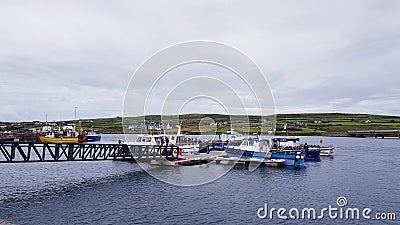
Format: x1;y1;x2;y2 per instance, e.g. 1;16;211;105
33;121;42;125
314;120;322;124
294;121;305;126
364;120;371;123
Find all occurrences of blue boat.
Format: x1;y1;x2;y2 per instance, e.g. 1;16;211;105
226;137;305;167
84;130;101;142
225;138;270;160
271;137;320;162
270;151;305;167
303;146;321;162
199;130;244;154
199;140;226;153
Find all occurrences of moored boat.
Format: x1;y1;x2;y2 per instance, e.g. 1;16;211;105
84;130;102;142
225;138;270;159
268;137;307;166
268;150;305;167
309;145;334;157
37;123;86;143
271;137;320;162
126;125;199;155
37;135;79;143
199;129;244;153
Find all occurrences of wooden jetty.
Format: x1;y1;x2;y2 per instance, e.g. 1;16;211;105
348;130;400;138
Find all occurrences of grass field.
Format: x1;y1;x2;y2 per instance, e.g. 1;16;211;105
2;113;400;136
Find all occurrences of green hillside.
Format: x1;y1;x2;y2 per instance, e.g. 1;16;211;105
2;113;400;136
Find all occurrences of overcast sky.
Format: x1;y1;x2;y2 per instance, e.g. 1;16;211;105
1;0;399;121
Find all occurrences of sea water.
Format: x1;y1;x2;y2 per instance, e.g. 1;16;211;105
0;135;398;224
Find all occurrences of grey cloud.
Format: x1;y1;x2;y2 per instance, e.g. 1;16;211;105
1;0;399;121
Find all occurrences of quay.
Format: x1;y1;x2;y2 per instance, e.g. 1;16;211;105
348;130;400;138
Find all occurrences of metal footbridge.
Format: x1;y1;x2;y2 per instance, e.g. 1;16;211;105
0;141;178;163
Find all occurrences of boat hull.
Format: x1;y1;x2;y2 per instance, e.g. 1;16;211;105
304;150;321;161
270;152;305;167
310;146;334;157
225;148;267;159
38;136;79;143
319;148;334;157
86;135;101;142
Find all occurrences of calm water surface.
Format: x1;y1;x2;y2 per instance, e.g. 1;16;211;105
0;135;399;224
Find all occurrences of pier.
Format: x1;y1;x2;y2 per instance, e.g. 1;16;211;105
0;141;178;163
0;141;285;167
348;130;400;138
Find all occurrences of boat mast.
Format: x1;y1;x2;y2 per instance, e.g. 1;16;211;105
74;106;77;132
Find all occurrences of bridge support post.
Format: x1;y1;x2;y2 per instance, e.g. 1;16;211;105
67;144;74;161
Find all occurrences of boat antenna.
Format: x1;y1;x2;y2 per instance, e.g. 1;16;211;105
59;115;61;132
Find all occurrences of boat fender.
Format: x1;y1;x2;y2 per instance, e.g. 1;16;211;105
295;151;301;161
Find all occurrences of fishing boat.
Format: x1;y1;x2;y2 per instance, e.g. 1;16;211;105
37;127;87;143
271;137;320;162
37;121;86;143
225;138;270;159
220;129;244;141
225;137;305;167
36;110;87;143
198;140;225;153
84;130;102;142
306;138;334;157
127;125;199;155
267;150;305;167
309;145;334;157
38;135;79;143
199;129;244;153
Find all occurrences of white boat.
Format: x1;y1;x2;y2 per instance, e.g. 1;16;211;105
127;125;199;155
220;129;244;141
225;138;271;159
309;145;334;157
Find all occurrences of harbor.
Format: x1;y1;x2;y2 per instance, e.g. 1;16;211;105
0;139;319;168
1;1;399;224
0;123;334;169
0;134;398;224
